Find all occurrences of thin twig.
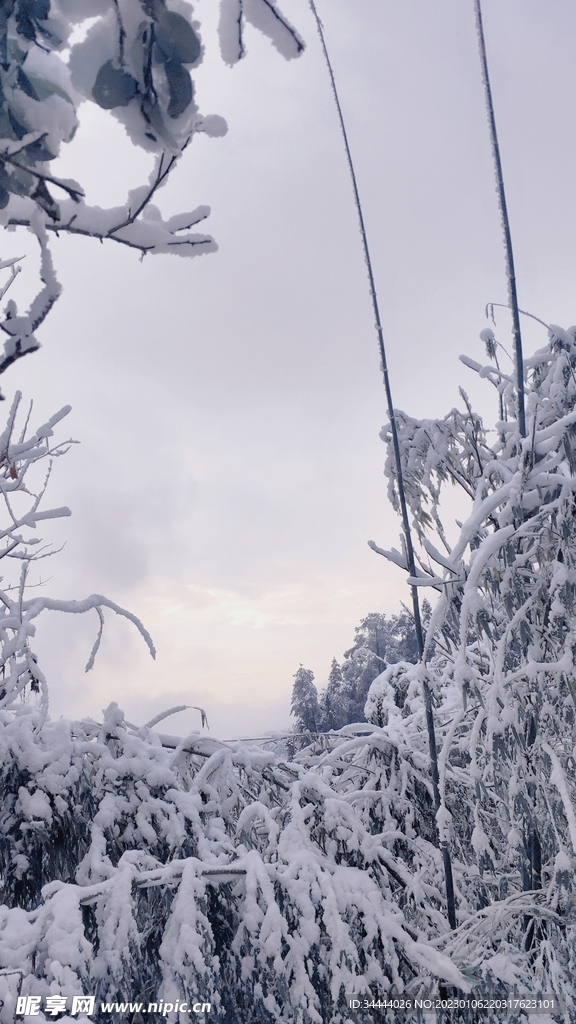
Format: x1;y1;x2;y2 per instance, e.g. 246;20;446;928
486;302;549;332
2;157;84;202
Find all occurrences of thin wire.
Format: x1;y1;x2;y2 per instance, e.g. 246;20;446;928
308;0;456;930
474;0;526;437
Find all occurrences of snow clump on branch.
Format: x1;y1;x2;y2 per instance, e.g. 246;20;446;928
0;0;304;380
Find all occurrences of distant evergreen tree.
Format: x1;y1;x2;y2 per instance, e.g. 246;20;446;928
319;657;347;731
311;603;432;731
290;665;320;732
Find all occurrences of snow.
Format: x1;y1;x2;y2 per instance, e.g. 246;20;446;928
0;0;573;1013
0;693;482;1018
219;0;304;66
373;318;576;1004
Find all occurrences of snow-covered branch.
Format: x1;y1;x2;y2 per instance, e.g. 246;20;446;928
0;0;304;377
0;395;154;728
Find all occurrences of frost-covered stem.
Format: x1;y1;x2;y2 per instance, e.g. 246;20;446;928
0;220;61;378
7;150;210;267
0;261;21;302
2;156;84;203
7;216;210;257
309;0;456;929
109;150;183;233
474;0;526;437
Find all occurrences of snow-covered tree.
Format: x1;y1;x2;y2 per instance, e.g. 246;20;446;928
347;608;421;666
368;319;576;1000
303;608;423;732
318;656;345;731
290;664;319;733
338;608;423;725
3;1;575;1016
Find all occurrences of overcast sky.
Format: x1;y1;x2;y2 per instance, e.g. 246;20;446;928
3;0;576;737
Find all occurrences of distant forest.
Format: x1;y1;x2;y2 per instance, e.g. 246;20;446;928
291;603;432;733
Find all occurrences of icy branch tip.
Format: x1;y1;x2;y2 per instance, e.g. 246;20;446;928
0;256;25;270
459;355;482;373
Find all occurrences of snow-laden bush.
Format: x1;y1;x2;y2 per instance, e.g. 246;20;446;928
0;710;473;1024
370;319;576;1006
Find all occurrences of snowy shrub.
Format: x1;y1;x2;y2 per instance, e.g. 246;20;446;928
0;708;472;1023
370;319;576;1003
364;661;415;729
